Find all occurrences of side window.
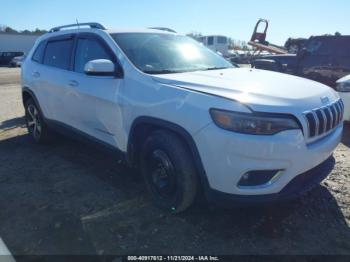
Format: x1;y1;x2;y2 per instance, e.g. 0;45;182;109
32;41;46;63
317;39;334;55
207;37;214;46
43;38;74;70
307;39;333;56
335;37;350;56
218;37;227;44
306;40;322;54
74;38;112;73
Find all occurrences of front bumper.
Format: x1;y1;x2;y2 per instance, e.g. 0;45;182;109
206;156;335;206
194;122;342;197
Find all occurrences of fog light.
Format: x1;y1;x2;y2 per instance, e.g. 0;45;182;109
238;170;283;188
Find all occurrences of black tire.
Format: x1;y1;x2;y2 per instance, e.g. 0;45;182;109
140;130;198;213
24;98;51;144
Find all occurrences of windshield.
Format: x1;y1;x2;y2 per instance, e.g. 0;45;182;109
111;33;234;74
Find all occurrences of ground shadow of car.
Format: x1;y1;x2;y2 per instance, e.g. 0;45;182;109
0;117;25;131
0;129;349;255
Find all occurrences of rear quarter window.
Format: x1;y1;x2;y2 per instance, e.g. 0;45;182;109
32;41;46;63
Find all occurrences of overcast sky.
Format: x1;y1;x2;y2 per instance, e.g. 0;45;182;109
2;0;349;45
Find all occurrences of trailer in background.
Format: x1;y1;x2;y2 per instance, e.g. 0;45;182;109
0;33;39;65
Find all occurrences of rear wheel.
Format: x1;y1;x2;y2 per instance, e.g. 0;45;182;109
25;98;50;143
140;130;198;213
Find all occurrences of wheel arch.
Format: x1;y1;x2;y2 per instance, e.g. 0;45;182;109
22;88;34;105
22;87;38;105
22;87;45;118
127;116;210;192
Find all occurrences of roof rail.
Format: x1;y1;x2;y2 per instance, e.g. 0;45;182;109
49;22;106;33
149;27;177;33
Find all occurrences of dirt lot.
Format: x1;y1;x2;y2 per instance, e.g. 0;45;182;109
0;67;349;256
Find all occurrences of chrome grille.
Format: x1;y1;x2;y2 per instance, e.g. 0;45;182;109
304;99;344;138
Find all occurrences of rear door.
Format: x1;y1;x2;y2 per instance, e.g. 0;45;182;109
63;33;124;148
25;40;47;113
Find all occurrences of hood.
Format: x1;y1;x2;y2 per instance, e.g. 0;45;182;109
336;74;350;83
152;68;339;113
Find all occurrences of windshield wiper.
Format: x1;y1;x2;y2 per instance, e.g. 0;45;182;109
202;66;231;71
143;69;184;75
144;67;232;74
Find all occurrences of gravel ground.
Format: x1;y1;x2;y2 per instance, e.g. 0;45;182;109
0;67;349;256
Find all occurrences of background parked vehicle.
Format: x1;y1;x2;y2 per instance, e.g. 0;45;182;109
252;35;350;88
9;55;25;67
229;50;253;64
198;35;230;57
336;74;350;121
0;51;24;66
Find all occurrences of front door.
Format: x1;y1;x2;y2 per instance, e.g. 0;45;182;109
64;33;124;149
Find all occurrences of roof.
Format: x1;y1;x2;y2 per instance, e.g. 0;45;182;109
35;25;177;44
46;22;177;36
310;34;350;40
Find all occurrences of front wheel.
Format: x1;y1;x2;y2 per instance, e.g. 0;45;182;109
140;130;198;213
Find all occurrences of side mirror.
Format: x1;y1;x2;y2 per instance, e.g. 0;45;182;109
84;59;115;76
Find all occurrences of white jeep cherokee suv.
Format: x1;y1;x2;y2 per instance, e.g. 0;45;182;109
21;23;344;212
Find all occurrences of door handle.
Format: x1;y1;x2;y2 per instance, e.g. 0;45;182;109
68;80;79;87
32;72;40;78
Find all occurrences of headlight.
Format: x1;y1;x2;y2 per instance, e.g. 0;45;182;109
210;109;300;135
336;81;350;92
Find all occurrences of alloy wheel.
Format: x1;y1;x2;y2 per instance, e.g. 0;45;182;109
26;104;42;140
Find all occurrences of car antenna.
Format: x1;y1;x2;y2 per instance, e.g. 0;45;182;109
76;19;80;29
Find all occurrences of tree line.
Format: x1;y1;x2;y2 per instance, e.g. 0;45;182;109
0;25;47;35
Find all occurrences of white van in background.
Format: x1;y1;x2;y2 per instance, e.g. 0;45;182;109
198;35;229;57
